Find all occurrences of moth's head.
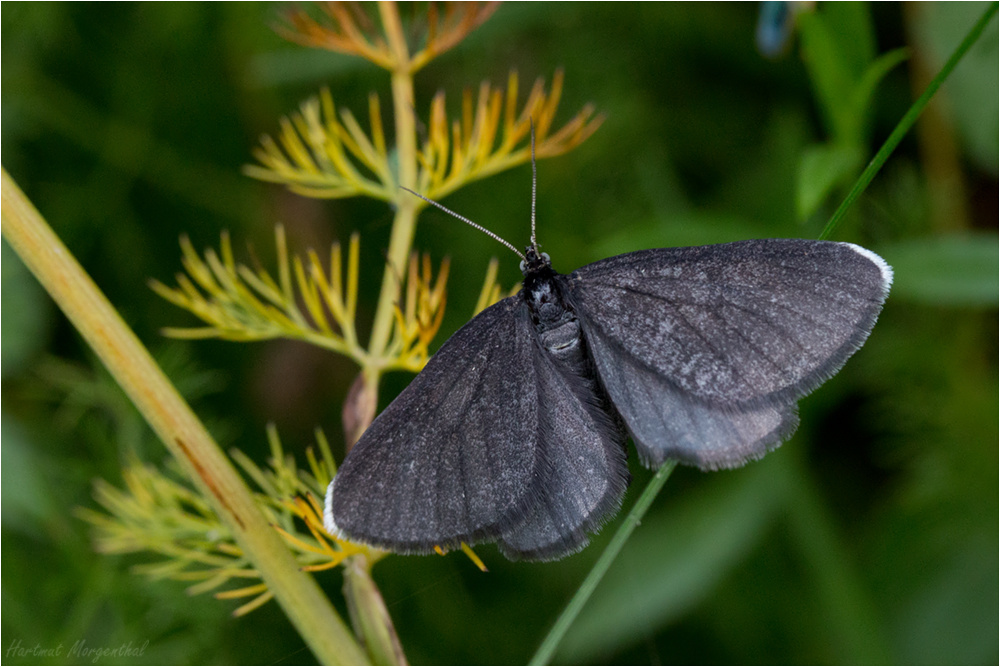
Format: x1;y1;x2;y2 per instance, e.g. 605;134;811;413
520;245;551;276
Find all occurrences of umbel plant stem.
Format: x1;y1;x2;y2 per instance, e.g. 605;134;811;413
365;4;420;368
0;169;369;666
4;3;601;663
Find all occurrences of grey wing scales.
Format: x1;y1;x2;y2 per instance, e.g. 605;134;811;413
566;239;891;470
497;348;630;560
584;328;799;469
326;296;543;553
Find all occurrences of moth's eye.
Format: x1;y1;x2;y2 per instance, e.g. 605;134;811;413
541;252;551;263
519;260;527;273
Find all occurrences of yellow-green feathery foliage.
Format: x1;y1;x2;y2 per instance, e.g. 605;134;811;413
82;0;599;645
77;427;375;617
243;70;603;202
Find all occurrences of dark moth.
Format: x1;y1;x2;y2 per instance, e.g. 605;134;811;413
325;237;892;561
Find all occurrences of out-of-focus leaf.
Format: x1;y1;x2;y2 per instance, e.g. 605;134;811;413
0;418;63;536
1;240;54;378
910;1;999;174
797;5;900;162
878;233;999;306
797;11;852;139
894;535;997;664
851;47;910;125
797;142;863;220
556;453;791;663
821;1;876;75
798;4;876;142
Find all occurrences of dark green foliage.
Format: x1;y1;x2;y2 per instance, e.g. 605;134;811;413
3;3;996;664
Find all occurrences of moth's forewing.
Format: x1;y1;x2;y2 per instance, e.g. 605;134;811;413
566;239;892;469
327;296;543;553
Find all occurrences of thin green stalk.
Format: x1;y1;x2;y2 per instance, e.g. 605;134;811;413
812;11;996;657
530;461;678;666
819;1;998;240
367;2;421;362
796;10;1000;651
530;7;997;664
367;200;419;362
334;5;420;665
0;168;369;666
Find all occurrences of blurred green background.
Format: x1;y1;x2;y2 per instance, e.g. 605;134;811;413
2;2;997;664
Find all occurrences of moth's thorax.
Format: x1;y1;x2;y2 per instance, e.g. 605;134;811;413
524;268;565;325
524;268;586;370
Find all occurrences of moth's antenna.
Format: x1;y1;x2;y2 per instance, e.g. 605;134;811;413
529;118;538;253
400;187;526;261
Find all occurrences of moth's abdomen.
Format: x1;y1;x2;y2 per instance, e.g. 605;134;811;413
538;319;584;362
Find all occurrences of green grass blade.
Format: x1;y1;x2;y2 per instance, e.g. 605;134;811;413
529;460;678;666
819;2;998;240
530;5;997;666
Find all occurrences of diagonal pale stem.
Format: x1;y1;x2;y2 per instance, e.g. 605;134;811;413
0;168;369;667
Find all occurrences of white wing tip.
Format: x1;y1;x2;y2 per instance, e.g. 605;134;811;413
323;478;343;538
841;242;894;294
